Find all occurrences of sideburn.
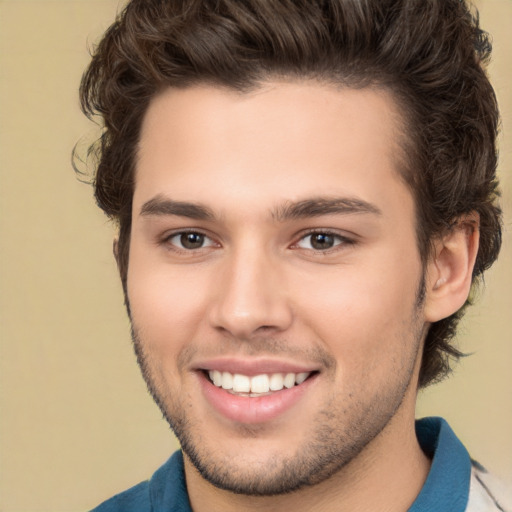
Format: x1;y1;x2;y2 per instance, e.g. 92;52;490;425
116;217;132;315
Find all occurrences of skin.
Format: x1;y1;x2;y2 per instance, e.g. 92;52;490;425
125;81;477;512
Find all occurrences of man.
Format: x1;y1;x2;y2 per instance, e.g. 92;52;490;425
81;0;507;510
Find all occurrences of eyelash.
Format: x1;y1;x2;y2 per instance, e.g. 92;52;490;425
161;228;355;254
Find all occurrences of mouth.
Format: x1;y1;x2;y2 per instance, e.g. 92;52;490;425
204;369;314;397
195;359;320;423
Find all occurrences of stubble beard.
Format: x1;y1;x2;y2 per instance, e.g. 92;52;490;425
129;316;425;497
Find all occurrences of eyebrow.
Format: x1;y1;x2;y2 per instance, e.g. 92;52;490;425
272;197;382;222
140;195;215;220
139;195;382;222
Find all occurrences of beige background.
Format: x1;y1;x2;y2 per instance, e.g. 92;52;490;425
0;1;510;510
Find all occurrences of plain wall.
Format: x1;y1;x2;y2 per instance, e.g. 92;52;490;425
0;1;510;510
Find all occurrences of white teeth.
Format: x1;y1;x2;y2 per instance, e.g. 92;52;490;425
232;374;251;392
250;374;269;393
269;373;284;391
295;372;309;385
212;370;223;387
208;370;311;394
221;371;233;390
283;373;295;389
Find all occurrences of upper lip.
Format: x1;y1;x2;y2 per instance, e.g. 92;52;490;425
193;357;319;376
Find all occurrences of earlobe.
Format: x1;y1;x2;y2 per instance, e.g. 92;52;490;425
424;213;480;322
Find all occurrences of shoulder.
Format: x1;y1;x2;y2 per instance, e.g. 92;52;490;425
466;461;512;512
89;451;191;512
90;480;151;512
411;418;510;512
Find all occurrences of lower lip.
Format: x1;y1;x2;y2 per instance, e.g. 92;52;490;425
198;372;317;424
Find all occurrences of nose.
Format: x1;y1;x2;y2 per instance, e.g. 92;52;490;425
208;246;293;339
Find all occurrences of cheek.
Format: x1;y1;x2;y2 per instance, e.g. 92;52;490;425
127;254;210;352
291;256;422;375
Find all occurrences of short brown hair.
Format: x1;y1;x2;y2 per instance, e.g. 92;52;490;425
79;0;502;387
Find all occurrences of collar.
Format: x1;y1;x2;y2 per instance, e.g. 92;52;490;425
409;417;471;512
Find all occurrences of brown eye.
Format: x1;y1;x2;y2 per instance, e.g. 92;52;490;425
180;232;205;249
167;231;215;250
310;233;335;250
296;232;350;251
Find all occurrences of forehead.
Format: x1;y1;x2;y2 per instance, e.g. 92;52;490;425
134;81;411;220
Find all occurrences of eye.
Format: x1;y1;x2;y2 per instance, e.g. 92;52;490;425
296;232;349;251
167;231;216;250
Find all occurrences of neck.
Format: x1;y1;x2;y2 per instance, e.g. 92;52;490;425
184;396;431;512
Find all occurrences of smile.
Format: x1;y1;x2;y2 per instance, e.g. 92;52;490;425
207;370;311;395
198;365;319;423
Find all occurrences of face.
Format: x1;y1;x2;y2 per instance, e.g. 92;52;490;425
127;81;427;495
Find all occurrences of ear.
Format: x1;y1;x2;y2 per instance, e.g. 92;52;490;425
423;213;480;322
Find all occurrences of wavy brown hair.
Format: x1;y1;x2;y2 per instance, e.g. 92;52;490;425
79;0;502;388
